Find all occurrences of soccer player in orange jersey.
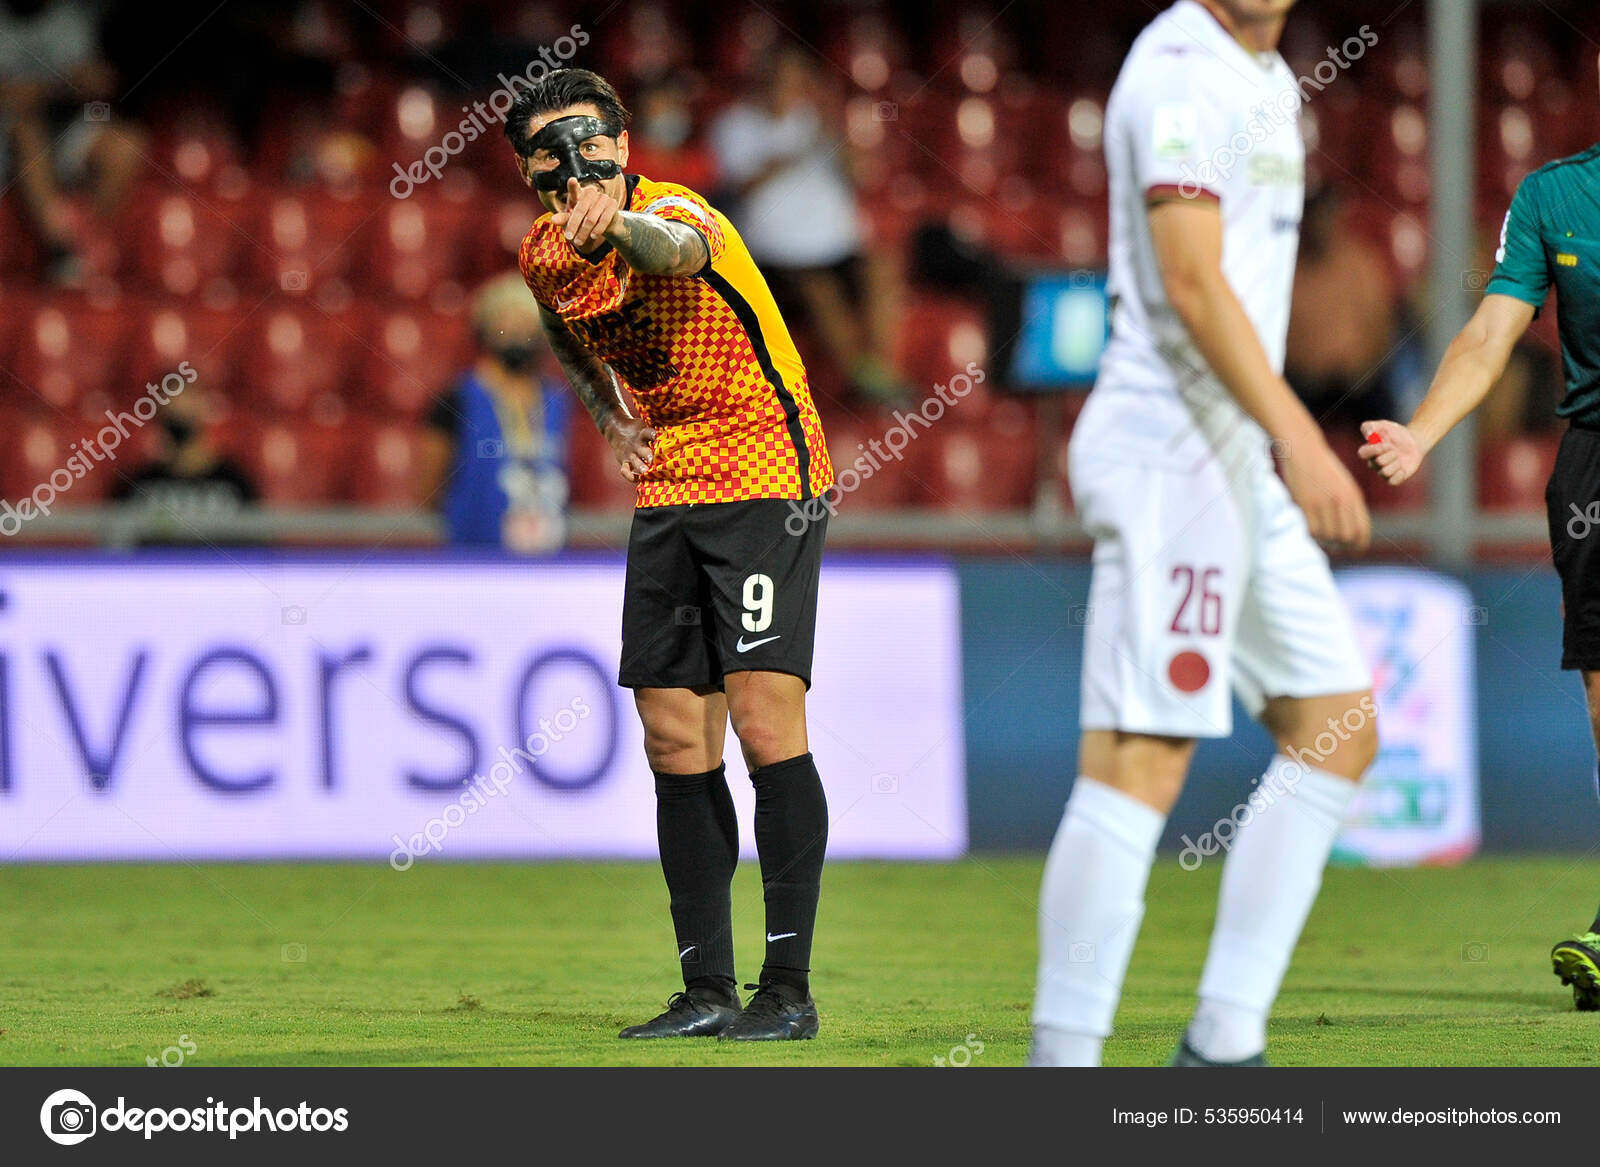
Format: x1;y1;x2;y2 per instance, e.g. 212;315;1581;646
504;69;834;1041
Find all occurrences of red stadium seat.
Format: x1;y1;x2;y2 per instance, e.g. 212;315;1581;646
246;188;369;294
592;4;695;93
471;195;543;280
820;9;909;92
353;304;473;419
821;409;918;511
1055;201;1108;267
845;96;918;198
0;410;115;505
362;190;474;300
145;114;245;190
239;305;355;418
1368;102;1430;208
124;186;247;297
927;9;1019;90
860;177;929;254
895;296;990;405
228;418;345;505
909;401;1038;510
128;302;246;402
342;419;432;506
9;296;134;419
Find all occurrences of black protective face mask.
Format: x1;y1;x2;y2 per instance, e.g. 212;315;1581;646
528;115;622;193
497;343;537;373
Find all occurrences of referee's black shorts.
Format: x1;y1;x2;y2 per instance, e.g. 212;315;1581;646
619;498;828;691
1547;422;1600;670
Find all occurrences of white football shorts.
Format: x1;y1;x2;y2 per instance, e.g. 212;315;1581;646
1070;390;1371;739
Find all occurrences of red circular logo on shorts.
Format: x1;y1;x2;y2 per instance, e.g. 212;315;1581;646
1167;650;1211;693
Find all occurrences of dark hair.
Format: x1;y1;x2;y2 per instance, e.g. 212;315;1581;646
503;68;630;157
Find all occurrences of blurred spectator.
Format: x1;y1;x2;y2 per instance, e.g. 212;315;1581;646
423;273;572;553
710;44;909;403
0;0;145;283
110;382;258;541
624;74;717;193
1284;187;1399;430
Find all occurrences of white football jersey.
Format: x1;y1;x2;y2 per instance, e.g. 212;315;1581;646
1093;0;1306;469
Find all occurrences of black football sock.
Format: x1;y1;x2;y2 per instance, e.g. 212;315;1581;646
749;752;829;995
1589;901;1600;935
653;764;739;994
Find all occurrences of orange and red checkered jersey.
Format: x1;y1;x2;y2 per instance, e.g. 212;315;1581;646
519;174;833;508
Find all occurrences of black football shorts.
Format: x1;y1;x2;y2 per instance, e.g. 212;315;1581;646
1547;422;1600;670
619;498;828;690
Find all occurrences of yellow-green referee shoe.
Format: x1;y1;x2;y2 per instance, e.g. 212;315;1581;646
1551;933;1600;1011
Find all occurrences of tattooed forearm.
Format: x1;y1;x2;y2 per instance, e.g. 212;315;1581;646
607;212;709;277
539;304;631;431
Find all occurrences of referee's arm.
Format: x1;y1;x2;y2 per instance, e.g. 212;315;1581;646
1361;295;1536;485
1362;181;1548;486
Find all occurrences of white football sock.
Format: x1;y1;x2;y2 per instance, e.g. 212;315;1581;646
1031;777;1166;1067
1189;756;1358;1062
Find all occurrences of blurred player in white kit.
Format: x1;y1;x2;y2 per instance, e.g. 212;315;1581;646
1030;0;1378;1066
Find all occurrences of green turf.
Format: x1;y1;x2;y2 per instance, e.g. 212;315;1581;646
1;856;1598;1066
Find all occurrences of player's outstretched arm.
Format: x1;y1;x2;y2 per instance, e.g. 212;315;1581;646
538;303;655;481
553;177;709;276
1148;198;1371;551
1359;293;1535;486
605;211;708;277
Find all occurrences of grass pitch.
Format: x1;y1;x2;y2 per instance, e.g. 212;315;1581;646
1;856;1598;1067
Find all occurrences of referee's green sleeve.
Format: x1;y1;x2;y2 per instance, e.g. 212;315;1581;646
1485;176;1551;310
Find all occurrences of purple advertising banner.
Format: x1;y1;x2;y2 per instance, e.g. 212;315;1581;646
0;559;967;862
